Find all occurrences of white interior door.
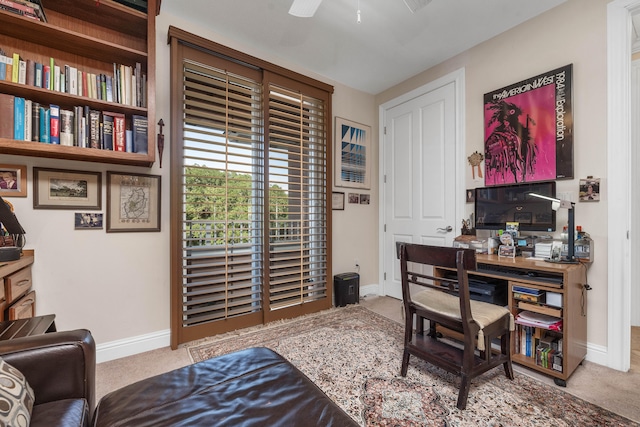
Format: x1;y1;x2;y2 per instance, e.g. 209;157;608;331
381;75;461;300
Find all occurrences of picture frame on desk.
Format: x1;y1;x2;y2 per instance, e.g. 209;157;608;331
0;164;27;198
33;168;101;209
498;244;516;258
106;171;161;233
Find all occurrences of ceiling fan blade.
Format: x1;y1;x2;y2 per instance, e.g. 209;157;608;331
288;0;323;17
403;0;432;14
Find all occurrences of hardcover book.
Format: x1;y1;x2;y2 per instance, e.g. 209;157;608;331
59;109;74;146
39;106;49;143
13;96;24;140
131;114;148;154
49;103;60;144
24;99;31;141
0;93;14;139
103;111;126;152
89;109;101;149
31;101;39;142
102;113;114;150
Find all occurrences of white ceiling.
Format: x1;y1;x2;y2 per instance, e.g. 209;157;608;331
160;0;567;95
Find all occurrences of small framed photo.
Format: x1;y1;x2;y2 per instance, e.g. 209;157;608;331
348;193;360;204
579;177;600;202
466;189;475;203
107;171;161;232
359;194;370;205
332;192;345;210
75;212;104;229
33;168;101;209
0;164;27;197
498;244;516;258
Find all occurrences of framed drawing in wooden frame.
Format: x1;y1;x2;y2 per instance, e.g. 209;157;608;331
334;117;371;190
107;171;161;232
33;168;101;209
0;164;27;197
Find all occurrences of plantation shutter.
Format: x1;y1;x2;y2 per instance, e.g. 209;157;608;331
265;77;329;315
170;28;333;347
178;50;265;339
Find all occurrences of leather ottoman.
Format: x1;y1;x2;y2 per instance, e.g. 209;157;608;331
92;346;358;427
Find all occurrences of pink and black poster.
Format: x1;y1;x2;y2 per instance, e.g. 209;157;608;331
483;64;573;186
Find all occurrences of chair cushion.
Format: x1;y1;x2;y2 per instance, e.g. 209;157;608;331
413;288;515;350
31;399;90;427
0;356;34;427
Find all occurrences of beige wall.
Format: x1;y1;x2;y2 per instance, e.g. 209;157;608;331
376;0;609;350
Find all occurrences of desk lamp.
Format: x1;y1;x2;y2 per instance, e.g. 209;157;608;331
528;192;578;264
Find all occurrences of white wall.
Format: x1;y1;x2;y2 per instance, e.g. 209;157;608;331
376;0;610;357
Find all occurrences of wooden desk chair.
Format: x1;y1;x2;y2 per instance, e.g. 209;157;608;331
398;243;514;409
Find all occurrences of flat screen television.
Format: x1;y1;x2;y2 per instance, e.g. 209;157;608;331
474;181;556;232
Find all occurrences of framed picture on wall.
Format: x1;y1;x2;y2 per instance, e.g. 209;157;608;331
33;168;102;209
334;117;372;190
0;164;27;197
332;192;345;210
484;64;573;185
106;171;161;232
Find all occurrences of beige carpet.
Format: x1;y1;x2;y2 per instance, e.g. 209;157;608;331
188;305;638;427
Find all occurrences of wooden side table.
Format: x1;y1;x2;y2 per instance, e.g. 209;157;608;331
0;314;56;341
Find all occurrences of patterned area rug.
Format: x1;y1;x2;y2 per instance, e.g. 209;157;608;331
188;305;637;427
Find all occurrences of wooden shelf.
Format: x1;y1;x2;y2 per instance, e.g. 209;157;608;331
0;139;153;167
0;10;147;65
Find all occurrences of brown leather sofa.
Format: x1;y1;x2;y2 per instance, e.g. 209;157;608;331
0;329;95;427
0;330;358;427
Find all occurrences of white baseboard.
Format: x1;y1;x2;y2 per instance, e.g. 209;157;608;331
585;341;608;368
96;329;170;363
360;284;380;298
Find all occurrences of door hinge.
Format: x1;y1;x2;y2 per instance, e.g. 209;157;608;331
384;272;387;280
384;126;387;135
384;224;387;232
384;174;387;184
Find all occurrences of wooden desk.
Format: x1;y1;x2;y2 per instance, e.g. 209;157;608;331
0;314;56;341
435;254;588;386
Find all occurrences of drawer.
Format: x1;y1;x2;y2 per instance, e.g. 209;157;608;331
8;290;35;320
5;266;32;303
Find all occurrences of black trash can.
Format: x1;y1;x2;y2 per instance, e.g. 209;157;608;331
334;272;360;307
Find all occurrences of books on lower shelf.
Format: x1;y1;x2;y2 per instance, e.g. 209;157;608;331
0;92;146;153
515;323;563;372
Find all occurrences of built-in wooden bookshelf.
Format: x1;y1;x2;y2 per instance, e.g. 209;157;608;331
0;0;156;167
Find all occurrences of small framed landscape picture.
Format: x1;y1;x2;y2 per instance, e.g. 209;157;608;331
107;171;161;232
33;168;101;209
0;164;27;197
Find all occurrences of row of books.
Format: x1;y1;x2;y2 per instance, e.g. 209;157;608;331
0;0;46;22
515;324;563;372
0;93;148;154
0;49;146;108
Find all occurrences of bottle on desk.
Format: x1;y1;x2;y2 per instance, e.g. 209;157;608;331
574;226;593;262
